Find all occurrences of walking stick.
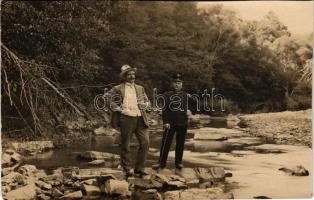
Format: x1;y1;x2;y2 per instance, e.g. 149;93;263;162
159;126;170;164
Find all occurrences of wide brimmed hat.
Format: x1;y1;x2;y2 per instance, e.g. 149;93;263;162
119;64;137;78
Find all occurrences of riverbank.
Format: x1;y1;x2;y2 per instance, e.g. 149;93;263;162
239;109;312;147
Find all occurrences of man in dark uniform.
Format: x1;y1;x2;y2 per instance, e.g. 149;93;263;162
153;73;197;170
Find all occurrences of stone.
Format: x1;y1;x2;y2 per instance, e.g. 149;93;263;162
128;178;159;189
175;168;198;182
199;181;213;189
96;174;116;184
81;178;97;185
17;164;37;176
78;168;123;179
103;179;129;196
2;153;12;167
37;194;51;200
61;166;80;178
149;148;159;153
73;181;81;190
6;184;37;200
11;141;54;153
166;181;188;189
81;184;101;196
279;165;309;176
194;167;225;182
153;173;170;184
10;152;22;163
169;174;186;183
193;127;244;140
52;188;63;198
132;189;163;200
2;172;24;185
60;190;83;199
36;180;52;190
88;160;105;166
2;167;13;176
76;151;119;161
164;187;233;200
40;174;63;182
5;149;16;155
94;127;118;136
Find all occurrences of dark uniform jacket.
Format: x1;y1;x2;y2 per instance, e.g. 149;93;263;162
162;91;197;126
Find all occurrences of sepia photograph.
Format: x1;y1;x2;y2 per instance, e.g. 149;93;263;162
1;1;313;199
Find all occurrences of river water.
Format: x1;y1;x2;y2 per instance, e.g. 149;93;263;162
25;118;312;198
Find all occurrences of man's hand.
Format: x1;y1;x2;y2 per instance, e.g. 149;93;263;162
163;123;170;130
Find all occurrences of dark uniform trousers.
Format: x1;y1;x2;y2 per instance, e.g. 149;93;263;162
159;125;187;167
120;114;149;172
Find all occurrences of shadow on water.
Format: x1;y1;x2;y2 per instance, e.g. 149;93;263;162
25;118;270;170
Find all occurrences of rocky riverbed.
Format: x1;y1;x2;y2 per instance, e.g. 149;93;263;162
239;109;312;147
2;111;312;199
1;146;233;200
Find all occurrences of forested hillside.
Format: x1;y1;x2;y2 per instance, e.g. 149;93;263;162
1;1;312;137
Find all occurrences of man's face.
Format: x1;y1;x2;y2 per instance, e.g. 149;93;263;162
125;70;136;83
172;81;183;91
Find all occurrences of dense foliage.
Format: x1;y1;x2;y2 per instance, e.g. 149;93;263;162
1;1;312;136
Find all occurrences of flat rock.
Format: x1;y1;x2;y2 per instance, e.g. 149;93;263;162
175;168;198;182
193;127;244;140
81;178;97;185
5;183;37;200
94;127;118;136
35;180;52;190
52;188;63;198
60;190;83;199
76;168;123;179
103;179;129;196
132;189;163;200
88;160;105;166
164;187;233;200
194;167;225;182
37;194;50;200
76;151;119;161
11;141;54;153
81;184;101;196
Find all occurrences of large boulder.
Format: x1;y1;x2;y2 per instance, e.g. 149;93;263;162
164;187;233;200
11;141;54;154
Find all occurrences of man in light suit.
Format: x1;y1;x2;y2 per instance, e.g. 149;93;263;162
105;64;150;177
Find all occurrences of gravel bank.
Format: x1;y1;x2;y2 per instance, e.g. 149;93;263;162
240;109;312;147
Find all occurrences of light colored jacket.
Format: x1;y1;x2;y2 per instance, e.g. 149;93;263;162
105;83;151;127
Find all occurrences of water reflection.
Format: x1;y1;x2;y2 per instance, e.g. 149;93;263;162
24;117;254;170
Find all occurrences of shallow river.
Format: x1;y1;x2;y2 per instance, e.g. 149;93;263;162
25;119;312;198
